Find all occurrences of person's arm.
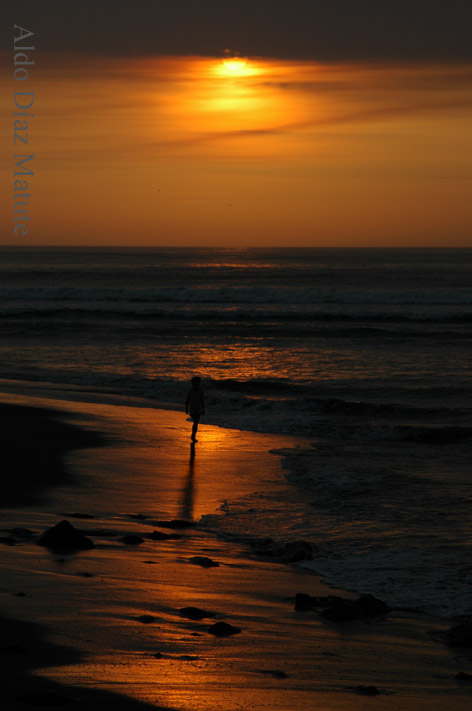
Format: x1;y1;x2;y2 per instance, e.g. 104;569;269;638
201;391;205;415
185;392;190;414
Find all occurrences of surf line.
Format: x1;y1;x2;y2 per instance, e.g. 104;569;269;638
13;24;36;237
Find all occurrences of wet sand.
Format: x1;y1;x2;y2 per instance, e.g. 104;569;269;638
1;393;471;710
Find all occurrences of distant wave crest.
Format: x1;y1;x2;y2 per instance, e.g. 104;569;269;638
2;285;472;306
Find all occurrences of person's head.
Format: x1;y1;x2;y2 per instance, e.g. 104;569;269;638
191;376;201;388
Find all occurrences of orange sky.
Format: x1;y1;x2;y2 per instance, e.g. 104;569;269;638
2;53;472;246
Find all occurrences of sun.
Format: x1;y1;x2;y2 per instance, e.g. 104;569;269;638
214;54;259;78
222;58;247;74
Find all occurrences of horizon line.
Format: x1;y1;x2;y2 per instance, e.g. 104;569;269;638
1;244;471;250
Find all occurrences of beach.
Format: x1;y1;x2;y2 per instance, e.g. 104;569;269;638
1;391;471;710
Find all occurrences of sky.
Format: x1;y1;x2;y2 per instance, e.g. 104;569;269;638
1;1;472;247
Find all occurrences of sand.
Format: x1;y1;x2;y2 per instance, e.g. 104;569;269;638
1;392;471;710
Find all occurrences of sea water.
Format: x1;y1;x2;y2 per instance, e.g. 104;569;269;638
1;246;471;617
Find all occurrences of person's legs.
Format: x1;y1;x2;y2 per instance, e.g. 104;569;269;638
190;413;200;441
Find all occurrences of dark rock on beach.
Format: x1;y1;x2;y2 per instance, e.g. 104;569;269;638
189;556;220;568
178;607;215;620
256;669;288;679
121;535;145;545
295;592;390;621
149;530;182;540
355;594;391;616
0;536;17;546
280;540;313;563
456;672;472;680
295;593;315;611
445;622;472;647
37;520;94;553
137;615;156;624
355;685;381;696
322;600;363;622
208;621;241;637
7;527;34;538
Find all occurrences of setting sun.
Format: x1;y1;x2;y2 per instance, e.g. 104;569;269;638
216;56;260;78
222;58;247;73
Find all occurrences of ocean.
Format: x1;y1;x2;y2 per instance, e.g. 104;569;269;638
1;246;471;618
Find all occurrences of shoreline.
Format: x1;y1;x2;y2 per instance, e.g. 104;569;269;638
1;392;471;709
0;381;470;620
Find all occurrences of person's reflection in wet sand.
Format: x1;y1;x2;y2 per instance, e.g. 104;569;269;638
179;442;196;520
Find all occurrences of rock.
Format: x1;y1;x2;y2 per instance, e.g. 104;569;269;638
154;519;195;529
149;530;182;540
69;512;95;519
121;535;145;545
0;536;17;546
355;685;380;696
129;513;147;520
455;672;472;680
13;592;26;597
280;540;313;563
446;622;472;647
77;572;94;578
208;621;241;637
137;615;156;624
322;601;363;622
295;593;315;611
189;556;219;568
8;527;34;537
178;654;200;660
251;537;283;557
37;520;94;552
257;669;288;679
355;594;391;616
178;607;214;620
16;690;71;706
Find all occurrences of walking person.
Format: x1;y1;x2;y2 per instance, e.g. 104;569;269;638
185;376;204;443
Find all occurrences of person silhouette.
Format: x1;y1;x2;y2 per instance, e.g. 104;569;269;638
185;376;204;442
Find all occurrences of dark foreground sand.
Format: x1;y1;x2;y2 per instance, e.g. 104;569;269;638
1;393;471;711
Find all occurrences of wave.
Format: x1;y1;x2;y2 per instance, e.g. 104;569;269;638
2;308;472;337
2;368;468;437
312;420;472;444
2;285;472;306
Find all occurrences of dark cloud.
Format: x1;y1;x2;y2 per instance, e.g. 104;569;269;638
7;0;472;61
